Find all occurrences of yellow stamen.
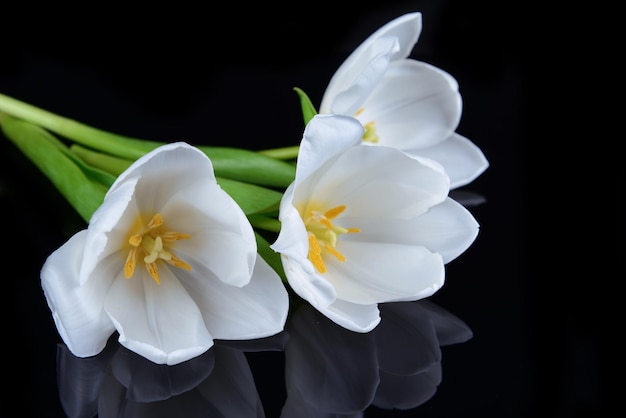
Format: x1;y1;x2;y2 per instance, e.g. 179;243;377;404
324;244;346;262
124;247;138;279
145;262;160;285
308;232;326;274
324;205;346;219
167;254;192;271
304;204;359;273
123;213;192;284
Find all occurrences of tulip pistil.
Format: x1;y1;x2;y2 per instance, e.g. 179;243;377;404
123;213;192;284
304;204;359;273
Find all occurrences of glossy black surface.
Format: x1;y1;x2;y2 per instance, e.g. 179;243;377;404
0;1;604;416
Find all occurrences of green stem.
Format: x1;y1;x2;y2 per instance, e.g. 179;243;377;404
256;145;299;160
0;92;163;159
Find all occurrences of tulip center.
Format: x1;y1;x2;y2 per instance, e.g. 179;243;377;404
123;213;192;284
304;204;360;274
355;108;379;143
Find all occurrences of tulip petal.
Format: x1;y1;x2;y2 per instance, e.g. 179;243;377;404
325;36;399;116
359;60;462;149
104;267;214;366
301;144;449;219
359;12;422;62
404;197;480;264
280;253;337;308
346;197;479;265
317;298;382;333
325;241;444;304
294;114;363;186
106;142;216;201
160;178;257;287
321;12;422;115
271;188;315;274
79;178;138;286
411;133;490;189
180;255;289;341
41;230;116;358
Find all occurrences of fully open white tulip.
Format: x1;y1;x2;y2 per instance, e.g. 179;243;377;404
271;115;479;332
41;142;289;365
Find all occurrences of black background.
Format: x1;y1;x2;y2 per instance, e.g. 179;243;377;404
0;1;605;417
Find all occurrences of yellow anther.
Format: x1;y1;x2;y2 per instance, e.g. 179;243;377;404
320;217;333;229
124;247;138;279
167;254;192;271
324;205;346;219
161;232;192;241
145;262;160;285
129;235;142;247
307;233;326;273
123;213;192;284
147;213;164;229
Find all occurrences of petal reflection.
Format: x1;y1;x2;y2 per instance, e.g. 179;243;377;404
57;332;286;417
281;300;472;416
283;303;379;415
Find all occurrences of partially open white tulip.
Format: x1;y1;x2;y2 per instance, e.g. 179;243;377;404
320;12;489;189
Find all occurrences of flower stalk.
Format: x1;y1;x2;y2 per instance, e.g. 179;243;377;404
0;92;297;188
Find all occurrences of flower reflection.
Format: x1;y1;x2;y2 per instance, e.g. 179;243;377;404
57;332;288;418
57;301;471;417
280;300;472;416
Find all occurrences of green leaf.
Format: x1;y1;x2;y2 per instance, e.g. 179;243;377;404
200;146;296;189
216;177;284;215
294;87;318;125
71;144;133;178
0;113;107;222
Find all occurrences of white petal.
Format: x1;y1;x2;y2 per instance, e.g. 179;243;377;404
159;178;257;287
178;255;289;340
294;114;363;186
346;197;478;264
325;241;445;304
359;60;462;149
40;230;116;358
321;12;422;115
106;142;216;201
323;36;399;116
403;197;480;264
104;267;214;366
411;133;489;189
271;189;314;274
359;12;422;62
80;178;138;286
316;299;381;333
300;145;449;219
281;253;337;308
272;193;337;307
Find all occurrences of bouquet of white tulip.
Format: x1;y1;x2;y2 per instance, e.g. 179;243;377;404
0;12;487;366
